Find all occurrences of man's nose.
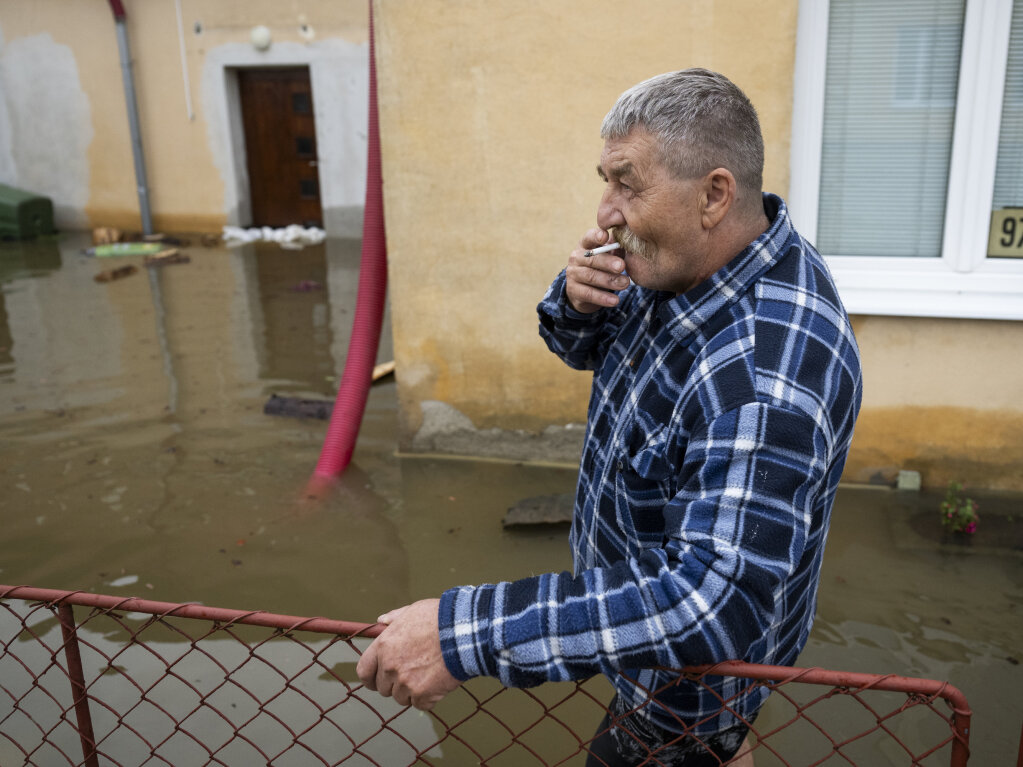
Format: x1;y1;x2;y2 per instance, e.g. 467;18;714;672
597;190;625;231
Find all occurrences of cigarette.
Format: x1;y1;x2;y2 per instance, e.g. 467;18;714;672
583;242;621;257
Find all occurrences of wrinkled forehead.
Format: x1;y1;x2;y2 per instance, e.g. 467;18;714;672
597;127;665;179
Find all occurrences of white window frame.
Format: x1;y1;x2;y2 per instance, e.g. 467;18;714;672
790;0;1023;320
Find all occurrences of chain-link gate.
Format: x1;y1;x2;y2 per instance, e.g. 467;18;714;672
0;585;972;766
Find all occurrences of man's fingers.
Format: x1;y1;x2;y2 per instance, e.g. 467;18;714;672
364;602;410;699
373;677;447;711
567;253;627;292
566;284;616;313
570;283;619;309
579;228;611;251
366;634;395;698
411;693;439;712
375;665;395;699
577;261;628;289
566;261;630;311
356;640;379;691
376;605;408;624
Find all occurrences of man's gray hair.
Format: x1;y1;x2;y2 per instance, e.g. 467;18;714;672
601;68;764;195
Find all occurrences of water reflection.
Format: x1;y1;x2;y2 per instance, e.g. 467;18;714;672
0;237;63;378
231;239;362;396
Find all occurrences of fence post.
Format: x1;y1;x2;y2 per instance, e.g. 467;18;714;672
950;707;972;767
57;603;100;767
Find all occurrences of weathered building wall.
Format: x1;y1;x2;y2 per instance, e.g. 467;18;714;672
0;0;369;234
0;5;97;229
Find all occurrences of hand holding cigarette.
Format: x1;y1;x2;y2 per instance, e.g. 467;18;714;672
565;231;630;314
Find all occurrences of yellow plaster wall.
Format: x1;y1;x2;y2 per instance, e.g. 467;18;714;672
0;0;367;232
845;316;1023;491
375;0;798;434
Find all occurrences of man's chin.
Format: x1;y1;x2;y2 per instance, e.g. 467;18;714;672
621;249;654;273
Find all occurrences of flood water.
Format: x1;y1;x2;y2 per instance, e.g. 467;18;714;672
1;233;1020;765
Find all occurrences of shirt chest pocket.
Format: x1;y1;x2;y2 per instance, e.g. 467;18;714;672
613;427;677;552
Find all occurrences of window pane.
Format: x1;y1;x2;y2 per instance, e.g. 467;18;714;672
818;0;965;257
989;1;1023;258
291;91;311;114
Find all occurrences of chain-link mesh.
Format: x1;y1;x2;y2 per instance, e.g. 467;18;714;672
0;586;971;766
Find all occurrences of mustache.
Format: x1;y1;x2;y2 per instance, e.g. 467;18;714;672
611;226;655;260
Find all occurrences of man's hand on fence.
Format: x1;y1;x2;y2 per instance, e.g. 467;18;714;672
356;598;461;711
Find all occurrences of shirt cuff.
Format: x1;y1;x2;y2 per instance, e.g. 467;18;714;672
438;583;500;681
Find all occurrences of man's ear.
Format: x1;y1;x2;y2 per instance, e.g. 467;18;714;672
700;168;736;229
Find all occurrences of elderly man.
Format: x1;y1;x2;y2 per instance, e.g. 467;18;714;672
357;68;862;766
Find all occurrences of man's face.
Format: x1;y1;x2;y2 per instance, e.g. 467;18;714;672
596;126;709;295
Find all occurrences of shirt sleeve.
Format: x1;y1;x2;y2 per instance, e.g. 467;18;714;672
536;270;629;371
438;402;829;687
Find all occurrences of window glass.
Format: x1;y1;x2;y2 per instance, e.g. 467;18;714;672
818;0;965;257
989;1;1023;258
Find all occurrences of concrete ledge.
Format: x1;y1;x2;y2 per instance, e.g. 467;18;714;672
410;401;585;466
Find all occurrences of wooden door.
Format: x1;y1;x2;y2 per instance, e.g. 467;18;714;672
238;67;322;228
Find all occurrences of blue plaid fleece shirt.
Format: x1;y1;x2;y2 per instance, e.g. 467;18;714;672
438;194;862;736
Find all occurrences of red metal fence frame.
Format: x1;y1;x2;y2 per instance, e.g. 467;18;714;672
1;585;974;766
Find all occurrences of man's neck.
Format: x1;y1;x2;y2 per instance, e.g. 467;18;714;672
704;207;771;279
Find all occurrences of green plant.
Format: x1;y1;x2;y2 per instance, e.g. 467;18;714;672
940;481;979;535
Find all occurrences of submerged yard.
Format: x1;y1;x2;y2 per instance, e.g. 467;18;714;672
0;233;1020;764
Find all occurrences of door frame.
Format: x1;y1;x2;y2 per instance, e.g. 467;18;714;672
201;40;368;236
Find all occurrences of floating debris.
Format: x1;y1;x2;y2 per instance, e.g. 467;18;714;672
372;360;395;381
144;249;191;267
142;233;190;247
92;226;122;244
94;265;138;282
264;394;333;420
502;493;575;527
88;242;166;258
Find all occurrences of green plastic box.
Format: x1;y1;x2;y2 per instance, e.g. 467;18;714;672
0;183;55;239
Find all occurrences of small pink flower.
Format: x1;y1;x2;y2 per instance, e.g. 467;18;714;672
964;522;977;534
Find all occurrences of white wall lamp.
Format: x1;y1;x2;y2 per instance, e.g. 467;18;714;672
250;25;272;51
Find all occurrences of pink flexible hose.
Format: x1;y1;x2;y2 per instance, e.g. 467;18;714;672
310;2;387;485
